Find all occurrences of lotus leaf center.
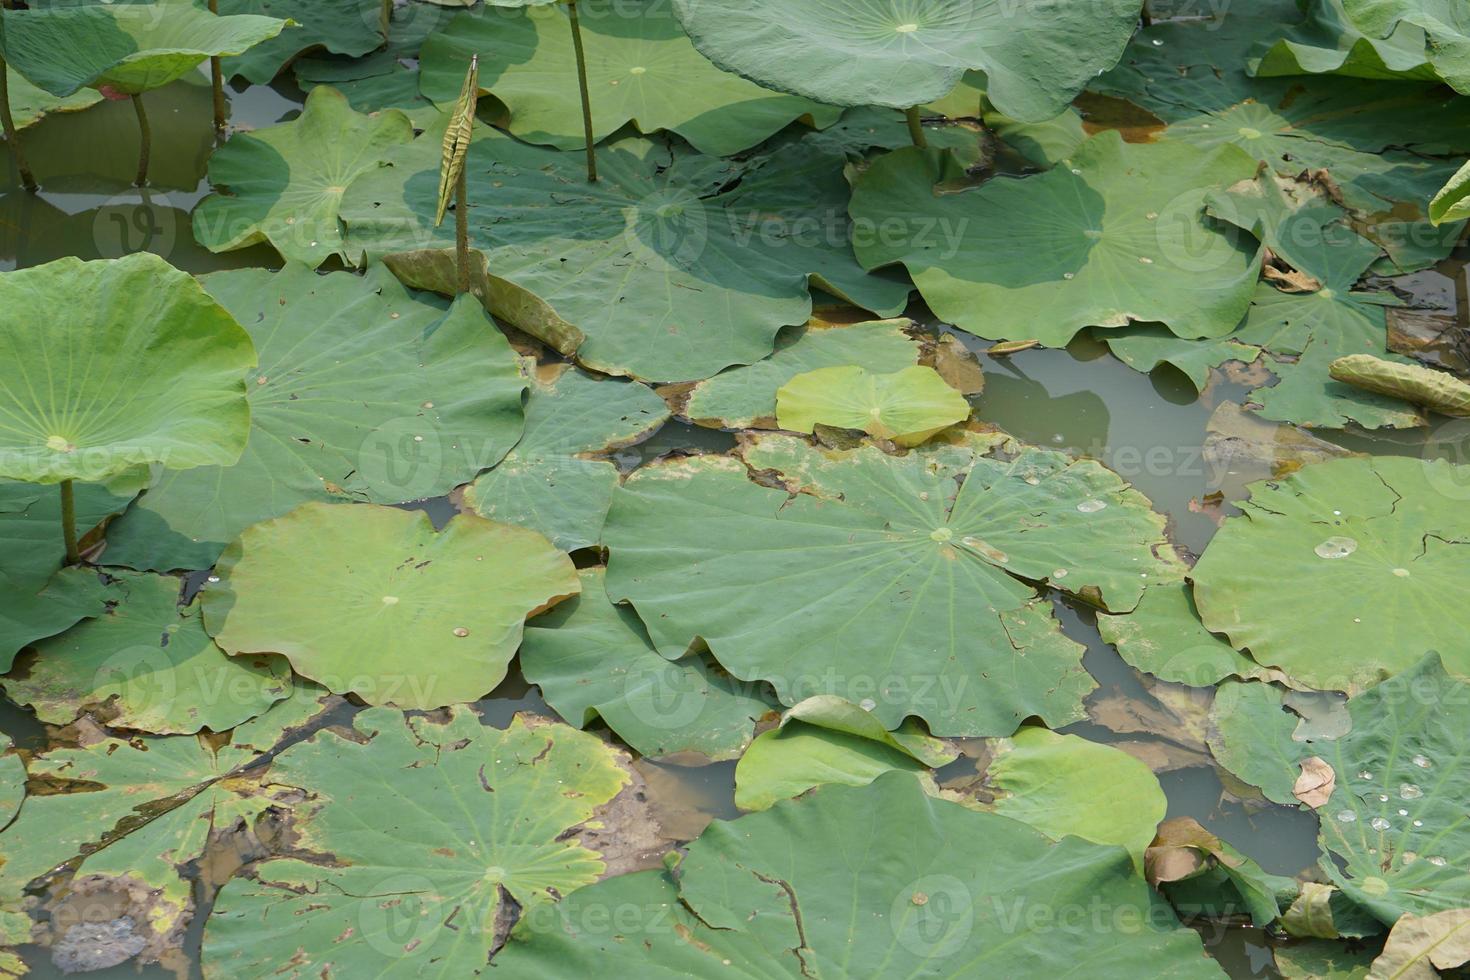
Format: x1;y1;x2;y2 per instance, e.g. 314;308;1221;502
1238;127;1262;139
895;23;919;33
1083;229;1103;240
930;527;953;542
45;435;75;453
630;66;647;75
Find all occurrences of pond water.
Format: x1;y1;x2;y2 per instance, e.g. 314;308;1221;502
2;69;1465;978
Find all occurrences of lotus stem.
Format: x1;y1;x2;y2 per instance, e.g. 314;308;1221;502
455;166;471;295
1140;3;1152;27
381;0;393;37
209;0;226;131
0;53;37;192
60;479;79;565
132;94;151;186
904;106;927;148
567;0;598;183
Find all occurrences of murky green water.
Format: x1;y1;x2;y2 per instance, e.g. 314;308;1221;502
3;69;1465;979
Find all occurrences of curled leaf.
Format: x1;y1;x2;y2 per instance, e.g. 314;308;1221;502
436;54;478;227
1329;354;1470;417
1293;755;1336;808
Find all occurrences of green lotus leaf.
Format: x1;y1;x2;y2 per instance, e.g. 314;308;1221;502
1274;940;1376;978
1097;582;1285;688
203;503;579;707
497;772;1225;977
974;727;1167;871
101;265;525;572
0;734;18;832
463;363;667;551
1145;817;1295;927
670;0;1141;122
1090;12;1470;272
193;85;415;268
418;0;841;156
0;686;332;957
734;695;957;811
0;253;255;486
0;1;287;96
1341;0;1470;92
1330;354;1470;417
604;431;1179;734
4;67;101;129
521;568;777;761
1193;457;1470;691
1430;159;1470;225
1209;655;1470;925
295;55;438;125
776;364;970;447
1250;0;1439;82
5;571;291;734
1104;327;1261;391
0;478;137;665
216;0;385;85
202;707;633;976
850;132;1262;347
683;318;925;429
341;124;910;381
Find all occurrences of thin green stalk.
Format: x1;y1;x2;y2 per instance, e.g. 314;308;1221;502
1140;3;1152;27
455;166;470;295
567;0;598;182
0;53;37;192
904;106;927;148
132;94;151;186
209;0;226;131
60;479;79;565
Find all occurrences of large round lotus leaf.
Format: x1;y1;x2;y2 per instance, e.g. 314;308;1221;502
1342;0;1470;92
983;727;1167;871
604;431;1179;734
0;686;331;951
0;478;137;665
850;133;1262;348
216;0;386;84
670;0;1141;122
522;568;777;761
1209;655;1470;925
776;364;970;446
463;364;667;552
340;125;910;382
101;265;525;573
419;1;841;156
1097;582;1285;688
0;253;255;486
1192;456;1470;692
1251;0;1438;83
193;85;415;268
202;708;631;976
4;67;100;129
4;571;291;734
497;772;1225;978
202;503;579;708
733;695;957;811
683;318;923;428
0;2;286;96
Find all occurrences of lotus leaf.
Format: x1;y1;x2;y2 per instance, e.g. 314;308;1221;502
1250;0;1438;82
3;68;100;129
0;253;255;486
733;695;956;811
216;0;386;85
1105;327;1262;391
776;365;970;446
496;773;1225;977
202;503;577;708
418;0;841;156
341;124;909;381
4;571;291;734
603;431;1179;734
683;318;925;429
102;265;525;572
1097;583;1284;688
1341;0;1470;92
294;54;437;125
522;568;776;761
1145;817;1294;927
193;85;415;268
1192;456;1470;691
849;132;1262;347
1370;909;1470;978
1274;941;1376;978
1330;354;1470;417
0;686;332;957
670;0;1141;123
1209;656;1470;925
0;735;17;831
0;1;286;96
202;708;632;976
1431;159;1470;225
463;364;667;551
